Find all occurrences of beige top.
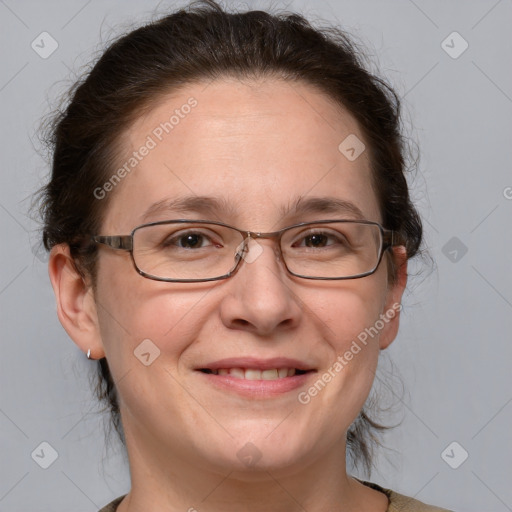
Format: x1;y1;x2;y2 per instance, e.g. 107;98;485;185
98;480;453;511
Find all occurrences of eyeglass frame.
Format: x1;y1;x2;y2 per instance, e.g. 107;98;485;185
89;218;406;283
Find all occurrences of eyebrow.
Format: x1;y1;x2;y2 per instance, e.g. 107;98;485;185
139;195;365;223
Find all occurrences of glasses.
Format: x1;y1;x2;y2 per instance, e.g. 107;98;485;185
90;219;405;282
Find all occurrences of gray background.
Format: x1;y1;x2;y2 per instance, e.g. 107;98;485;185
1;0;511;510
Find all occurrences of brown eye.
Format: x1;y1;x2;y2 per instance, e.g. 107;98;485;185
161;229;218;250
175;233;207;249
303;233;330;248
292;229;348;249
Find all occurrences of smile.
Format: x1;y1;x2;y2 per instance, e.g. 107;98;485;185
199;367;309;380
195;357;316;397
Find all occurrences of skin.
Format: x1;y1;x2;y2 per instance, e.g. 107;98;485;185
49;78;407;511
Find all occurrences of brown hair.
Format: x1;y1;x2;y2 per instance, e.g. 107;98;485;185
36;0;423;475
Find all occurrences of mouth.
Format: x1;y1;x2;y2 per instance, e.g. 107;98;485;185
194;357;316;397
198;367;311;380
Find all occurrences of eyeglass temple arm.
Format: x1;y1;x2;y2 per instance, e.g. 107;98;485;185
92;235;133;251
383;230;407;249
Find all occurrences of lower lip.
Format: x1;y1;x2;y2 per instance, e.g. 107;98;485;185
196;371;316;398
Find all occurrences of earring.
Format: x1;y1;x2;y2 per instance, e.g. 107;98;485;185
87;348;91;359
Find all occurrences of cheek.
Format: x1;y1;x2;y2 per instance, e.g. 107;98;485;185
316;275;389;348
94;258;211;370
325;295;382;387
304;276;389;397
93;271;212;431
294;289;385;443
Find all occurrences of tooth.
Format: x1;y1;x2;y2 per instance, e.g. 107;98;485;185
261;369;279;380
229;368;245;379
244;369;262;380
212;368;297;379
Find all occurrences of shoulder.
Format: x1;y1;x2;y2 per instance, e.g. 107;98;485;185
98;495;126;512
99;485;455;512
357;479;454;512
386;489;454;512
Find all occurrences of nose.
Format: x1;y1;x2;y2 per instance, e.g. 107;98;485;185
219;238;302;336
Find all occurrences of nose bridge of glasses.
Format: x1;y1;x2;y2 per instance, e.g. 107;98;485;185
235;230;283;264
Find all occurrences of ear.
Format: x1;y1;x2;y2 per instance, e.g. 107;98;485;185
48;244;105;359
379;246;408;350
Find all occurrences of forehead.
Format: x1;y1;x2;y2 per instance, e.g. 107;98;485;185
103;78;380;232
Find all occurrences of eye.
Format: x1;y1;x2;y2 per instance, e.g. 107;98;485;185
162;229;220;250
293;229;348;249
300;233;331;248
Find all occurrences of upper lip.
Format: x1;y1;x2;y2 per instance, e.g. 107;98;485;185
197;357;315;371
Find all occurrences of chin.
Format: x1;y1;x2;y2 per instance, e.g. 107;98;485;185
199;431;313;478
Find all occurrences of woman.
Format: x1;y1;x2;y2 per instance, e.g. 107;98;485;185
38;1;453;510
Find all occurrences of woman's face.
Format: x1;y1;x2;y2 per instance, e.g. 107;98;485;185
89;78;406;476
